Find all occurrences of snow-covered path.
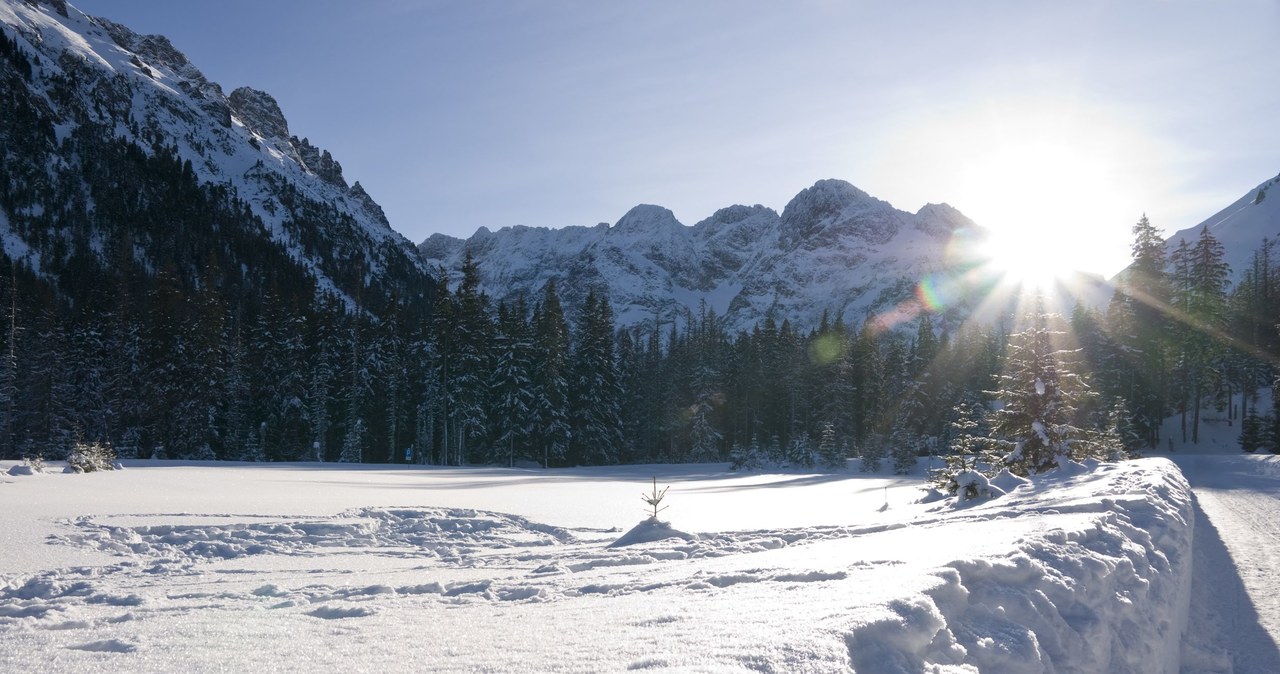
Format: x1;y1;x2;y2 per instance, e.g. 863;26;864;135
1174;454;1280;673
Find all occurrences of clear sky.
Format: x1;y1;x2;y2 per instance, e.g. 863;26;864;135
73;0;1280;277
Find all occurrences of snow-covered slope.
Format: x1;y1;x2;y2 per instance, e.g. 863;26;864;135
0;0;428;303
1164;172;1280;283
421;179;981;330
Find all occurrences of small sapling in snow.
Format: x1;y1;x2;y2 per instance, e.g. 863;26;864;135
642;476;669;519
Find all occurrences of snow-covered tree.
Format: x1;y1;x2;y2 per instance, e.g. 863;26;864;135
490;300;536;466
889;424;919;475
569;290;624;465
531;279;571;467
858;436;884;473
817;422;843;469
986;299;1096;476
449;250;493;463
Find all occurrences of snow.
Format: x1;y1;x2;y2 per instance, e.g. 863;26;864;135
1131;386;1280;673
608;517;696;548
1175;454;1280;673
0;457;1197;672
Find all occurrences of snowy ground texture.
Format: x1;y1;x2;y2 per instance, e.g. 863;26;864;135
0;456;1203;673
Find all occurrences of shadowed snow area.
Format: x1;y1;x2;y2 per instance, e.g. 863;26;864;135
1174;454;1280;674
1;459;1198;671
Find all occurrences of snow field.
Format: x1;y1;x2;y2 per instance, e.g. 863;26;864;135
0;458;1193;672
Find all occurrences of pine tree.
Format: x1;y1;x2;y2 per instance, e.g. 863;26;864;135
490;299;535;466
305;295;344;461
377;296;409;463
569;290;624;465
1239;409;1263;453
786;433;815;468
858;436;884;473
1105;399;1142;459
986;298;1096;476
340;417;366;463
339;318;372;464
531;279;571;467
0;268;20;458
817;422;843;469
928;400;999;495
889;422;919;475
686;309;723;463
1111;214;1173;447
1174;226;1231;444
450;250;494;463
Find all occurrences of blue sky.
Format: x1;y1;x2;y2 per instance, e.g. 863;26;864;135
74;1;1280;276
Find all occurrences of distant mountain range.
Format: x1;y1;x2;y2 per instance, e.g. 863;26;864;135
420;180;983;330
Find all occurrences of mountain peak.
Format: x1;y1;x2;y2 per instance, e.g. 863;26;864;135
779;179;897;247
97;17;206;83
914;203;976;239
228;87;290;141
612;204;683;235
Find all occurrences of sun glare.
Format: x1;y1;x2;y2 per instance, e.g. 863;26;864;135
869;95;1172;280
960;140;1112;285
978;226;1078;288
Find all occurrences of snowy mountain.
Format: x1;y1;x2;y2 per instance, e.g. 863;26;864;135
421;179;982;330
0;0;431;308
1164;172;1280;282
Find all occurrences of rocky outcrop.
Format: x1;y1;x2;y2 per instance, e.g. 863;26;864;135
229;87;290;141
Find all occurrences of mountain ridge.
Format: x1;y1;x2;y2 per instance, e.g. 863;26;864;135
0;0;430;309
1162;172;1280;279
419;179;980;330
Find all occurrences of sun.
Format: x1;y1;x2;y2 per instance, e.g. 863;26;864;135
870;95;1168;281
960;138;1123;286
977;226;1080;288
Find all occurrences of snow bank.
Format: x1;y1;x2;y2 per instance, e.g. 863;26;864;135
608;517;697;548
846;458;1194;673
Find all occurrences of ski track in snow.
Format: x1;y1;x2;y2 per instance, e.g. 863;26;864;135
1175;454;1280;674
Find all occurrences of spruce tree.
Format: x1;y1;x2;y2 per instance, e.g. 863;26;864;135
986;298;1096;476
1111;214;1173;447
450;251;494;463
0;268;20;457
531;279;571;467
490;299;535;466
569;290;624;465
1239;409;1263;453
858;436;884;473
817;422;843;469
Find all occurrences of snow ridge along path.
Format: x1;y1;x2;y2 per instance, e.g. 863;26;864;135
1;459;1194;672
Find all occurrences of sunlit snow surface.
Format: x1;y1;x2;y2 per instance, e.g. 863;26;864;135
0;459;1194;672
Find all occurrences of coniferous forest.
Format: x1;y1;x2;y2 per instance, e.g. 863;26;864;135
3;207;1280;470
2;26;1279;473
